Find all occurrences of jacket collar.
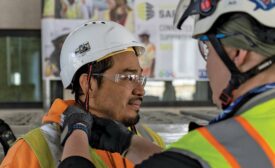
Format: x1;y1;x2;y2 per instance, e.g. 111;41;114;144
42;99;75;125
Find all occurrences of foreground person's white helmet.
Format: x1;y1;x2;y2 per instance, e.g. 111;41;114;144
60;21;145;88
174;0;275;37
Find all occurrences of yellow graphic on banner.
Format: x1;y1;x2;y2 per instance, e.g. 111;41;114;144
137;2;155;21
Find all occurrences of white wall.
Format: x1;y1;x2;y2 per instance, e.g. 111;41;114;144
0;0;41;29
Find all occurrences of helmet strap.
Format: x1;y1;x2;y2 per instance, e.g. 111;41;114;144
208;34;241;74
85;64;93;111
208;34;275;109
130;126;137;135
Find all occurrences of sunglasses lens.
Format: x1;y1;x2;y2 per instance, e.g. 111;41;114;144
198;40;209;61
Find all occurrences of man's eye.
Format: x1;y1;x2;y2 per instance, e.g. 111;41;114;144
119;75;129;81
123;76;131;81
129;75;139;81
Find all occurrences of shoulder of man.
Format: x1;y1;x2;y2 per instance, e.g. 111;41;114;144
0;139;39;168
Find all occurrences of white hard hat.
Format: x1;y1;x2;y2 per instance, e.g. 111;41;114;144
60;21;145;88
174;0;275;37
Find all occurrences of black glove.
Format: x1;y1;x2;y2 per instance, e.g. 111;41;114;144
90;117;133;154
0;119;16;155
60;105;93;146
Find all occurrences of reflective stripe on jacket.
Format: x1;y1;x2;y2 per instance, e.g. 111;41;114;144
168;89;275;168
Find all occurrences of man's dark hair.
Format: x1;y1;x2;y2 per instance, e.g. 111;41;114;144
71;57;114;102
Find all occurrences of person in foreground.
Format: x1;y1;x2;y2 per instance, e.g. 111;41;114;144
59;0;275;168
0;21;164;168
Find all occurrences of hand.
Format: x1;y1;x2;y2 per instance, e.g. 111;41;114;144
90;117;133;154
60;105;93;146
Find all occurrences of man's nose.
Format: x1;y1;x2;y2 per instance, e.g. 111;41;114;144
132;84;145;96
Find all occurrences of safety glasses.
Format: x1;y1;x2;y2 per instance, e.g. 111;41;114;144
92;73;147;88
174;0;218;29
198;33;227;61
198;32;256;61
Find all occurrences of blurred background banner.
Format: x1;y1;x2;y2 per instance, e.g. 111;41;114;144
42;19;88;79
41;0;207;81
42;0;96;19
42;0;135;31
134;0;207;80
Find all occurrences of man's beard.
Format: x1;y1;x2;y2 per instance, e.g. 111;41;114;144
122;114;140;127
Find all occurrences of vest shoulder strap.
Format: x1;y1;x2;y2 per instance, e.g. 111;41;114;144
89;148;108;168
139;124;165;148
21;128;55;168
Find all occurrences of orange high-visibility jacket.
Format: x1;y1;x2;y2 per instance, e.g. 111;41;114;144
0;99;134;168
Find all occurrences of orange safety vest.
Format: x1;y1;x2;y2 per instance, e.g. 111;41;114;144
22;127;131;168
0;99;133;168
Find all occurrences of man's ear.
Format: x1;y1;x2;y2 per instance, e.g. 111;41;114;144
79;74;98;96
79;74;88;95
233;49;249;68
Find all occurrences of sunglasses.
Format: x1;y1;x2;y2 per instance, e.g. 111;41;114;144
198;32;256;61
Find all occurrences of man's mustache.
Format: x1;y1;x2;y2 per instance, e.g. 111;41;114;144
128;97;143;104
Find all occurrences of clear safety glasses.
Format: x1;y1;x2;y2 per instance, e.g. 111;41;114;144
174;0;218;29
92;73;147;88
198;32;256;61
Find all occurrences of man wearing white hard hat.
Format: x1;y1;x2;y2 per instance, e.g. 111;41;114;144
1;21;164;168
